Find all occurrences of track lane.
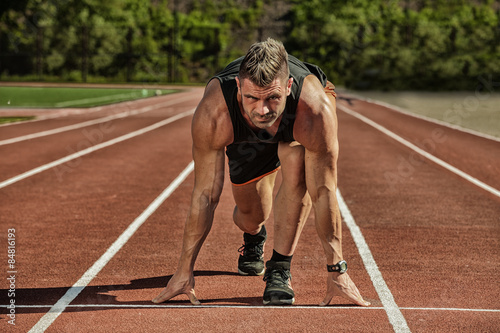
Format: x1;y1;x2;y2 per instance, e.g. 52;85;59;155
0;90;201;185
0;93;196;146
28;162;195;332
0;110;194;185
338;97;500;193
338;103;500;199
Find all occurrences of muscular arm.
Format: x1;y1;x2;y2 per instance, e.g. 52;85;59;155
153;79;233;304
295;76;369;306
177;140;225;272
295;76;341;263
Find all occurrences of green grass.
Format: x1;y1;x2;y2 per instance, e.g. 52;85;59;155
0;86;177;108
0;116;36;124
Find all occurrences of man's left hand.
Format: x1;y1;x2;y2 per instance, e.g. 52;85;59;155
319;272;371;306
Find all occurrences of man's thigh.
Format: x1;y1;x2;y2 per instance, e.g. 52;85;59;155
231;171;277;219
227;141;280;219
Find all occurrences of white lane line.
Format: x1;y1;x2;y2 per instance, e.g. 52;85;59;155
27;161;195;333
12;304;500;311
337;189;411;333
0;94;194;146
0;109;195;189
337;104;500;199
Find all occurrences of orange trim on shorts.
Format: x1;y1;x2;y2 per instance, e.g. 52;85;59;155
231;166;281;187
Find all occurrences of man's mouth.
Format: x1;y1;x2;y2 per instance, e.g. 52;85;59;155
255;113;275;122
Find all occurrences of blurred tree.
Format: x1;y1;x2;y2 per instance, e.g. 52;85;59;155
0;0;498;88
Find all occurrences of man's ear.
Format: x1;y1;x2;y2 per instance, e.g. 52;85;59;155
235;76;241;93
286;77;293;96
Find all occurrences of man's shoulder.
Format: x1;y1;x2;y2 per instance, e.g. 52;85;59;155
192;79;233;149
294;76;336;149
296;75;329;116
202;79;228;109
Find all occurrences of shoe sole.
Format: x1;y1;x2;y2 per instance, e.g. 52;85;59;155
238;268;265;276
263;297;295;305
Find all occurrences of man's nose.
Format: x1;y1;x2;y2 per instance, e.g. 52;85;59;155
256;101;270;116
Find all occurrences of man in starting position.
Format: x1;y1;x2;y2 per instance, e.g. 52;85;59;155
153;38;370;306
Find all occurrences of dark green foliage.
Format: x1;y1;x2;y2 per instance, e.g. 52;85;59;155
1;0;498;90
286;0;500;90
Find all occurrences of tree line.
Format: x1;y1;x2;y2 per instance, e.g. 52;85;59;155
1;0;499;90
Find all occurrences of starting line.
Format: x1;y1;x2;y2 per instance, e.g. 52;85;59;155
11;304;500;312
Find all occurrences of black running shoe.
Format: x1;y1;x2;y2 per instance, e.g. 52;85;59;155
263;260;295;305
237;226;266;276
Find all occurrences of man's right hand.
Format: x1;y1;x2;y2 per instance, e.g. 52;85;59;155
152;272;200;305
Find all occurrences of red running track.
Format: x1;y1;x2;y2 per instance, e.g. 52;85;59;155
0;86;499;332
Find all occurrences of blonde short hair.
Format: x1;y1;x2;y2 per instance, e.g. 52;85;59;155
239;38;289;87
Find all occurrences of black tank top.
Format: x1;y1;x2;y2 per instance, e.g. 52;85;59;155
212;55;328;144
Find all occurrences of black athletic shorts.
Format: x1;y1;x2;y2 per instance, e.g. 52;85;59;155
226;141;281;186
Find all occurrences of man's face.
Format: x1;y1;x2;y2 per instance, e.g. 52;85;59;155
236;76;293;130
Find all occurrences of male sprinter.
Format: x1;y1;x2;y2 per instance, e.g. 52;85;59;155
153;38;369;306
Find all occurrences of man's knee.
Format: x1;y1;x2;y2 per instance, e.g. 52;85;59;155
233;203;269;223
